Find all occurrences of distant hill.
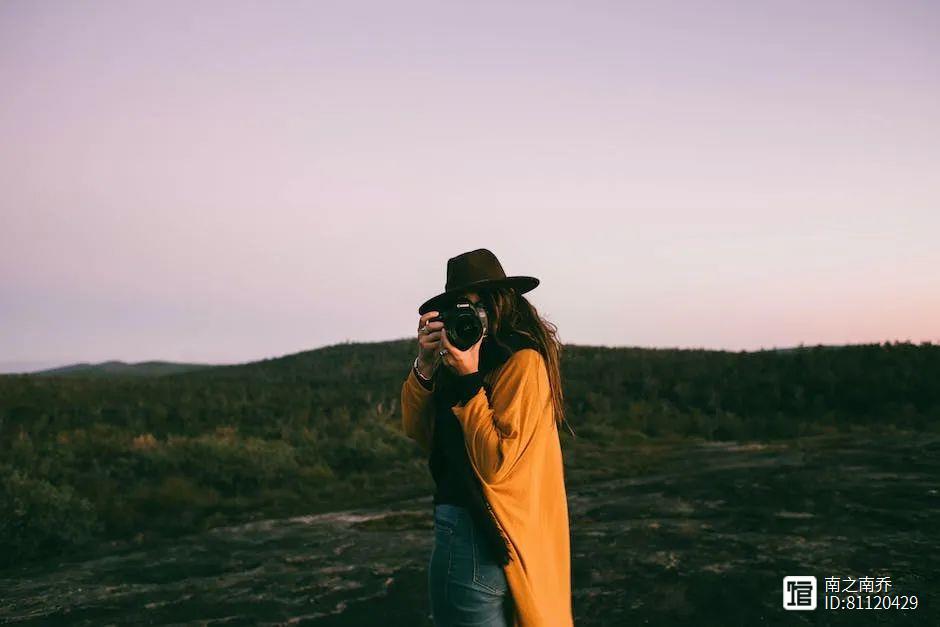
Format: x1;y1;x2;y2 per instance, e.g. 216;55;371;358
0;361;63;375
12;339;895;379
33;360;214;378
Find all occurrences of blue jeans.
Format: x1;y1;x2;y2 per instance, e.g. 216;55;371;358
428;503;512;626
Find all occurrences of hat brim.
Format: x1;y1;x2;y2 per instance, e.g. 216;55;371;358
418;276;539;315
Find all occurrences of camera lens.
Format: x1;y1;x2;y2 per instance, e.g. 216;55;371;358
444;301;484;350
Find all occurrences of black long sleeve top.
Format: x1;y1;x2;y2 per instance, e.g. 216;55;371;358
413;356;485;507
412;332;539;565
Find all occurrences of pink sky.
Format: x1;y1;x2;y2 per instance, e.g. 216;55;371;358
1;1;938;371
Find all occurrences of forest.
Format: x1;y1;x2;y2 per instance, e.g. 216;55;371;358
1;339;937;570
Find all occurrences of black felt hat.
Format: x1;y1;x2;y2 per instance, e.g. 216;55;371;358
418;248;540;315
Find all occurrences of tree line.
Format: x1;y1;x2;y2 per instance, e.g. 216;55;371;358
1;339;936;569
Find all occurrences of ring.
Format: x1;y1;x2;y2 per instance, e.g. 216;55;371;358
419;325;429;335
439;348;448;357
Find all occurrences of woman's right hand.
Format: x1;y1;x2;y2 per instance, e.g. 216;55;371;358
416;311;444;378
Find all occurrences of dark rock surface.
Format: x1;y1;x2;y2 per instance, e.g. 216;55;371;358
1;433;936;625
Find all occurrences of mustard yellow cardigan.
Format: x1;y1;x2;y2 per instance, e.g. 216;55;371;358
401;348;574;627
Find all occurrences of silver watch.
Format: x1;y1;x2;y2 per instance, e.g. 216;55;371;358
413;356;433;382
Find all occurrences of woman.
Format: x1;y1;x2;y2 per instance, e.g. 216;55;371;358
400;248;576;627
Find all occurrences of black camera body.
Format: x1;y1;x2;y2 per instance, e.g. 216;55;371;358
429;297;489;351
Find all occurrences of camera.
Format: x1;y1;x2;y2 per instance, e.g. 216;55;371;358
429;297;488;351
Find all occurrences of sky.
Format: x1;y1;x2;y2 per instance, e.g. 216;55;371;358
1;1;938;372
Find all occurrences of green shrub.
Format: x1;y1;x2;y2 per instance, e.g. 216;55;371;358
0;467;100;567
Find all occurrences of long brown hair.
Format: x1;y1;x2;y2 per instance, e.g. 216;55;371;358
478;286;577;438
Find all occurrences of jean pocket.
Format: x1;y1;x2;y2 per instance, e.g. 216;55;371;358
434;507;459;536
435;518;456;537
471;525;508;595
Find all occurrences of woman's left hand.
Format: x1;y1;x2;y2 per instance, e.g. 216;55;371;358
440;328;482;376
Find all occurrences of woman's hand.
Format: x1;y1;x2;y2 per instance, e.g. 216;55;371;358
415;311;444;377
440;326;483;376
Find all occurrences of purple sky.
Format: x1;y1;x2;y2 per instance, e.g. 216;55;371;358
1;1;938;372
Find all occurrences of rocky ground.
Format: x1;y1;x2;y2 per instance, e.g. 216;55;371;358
1;432;937;626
